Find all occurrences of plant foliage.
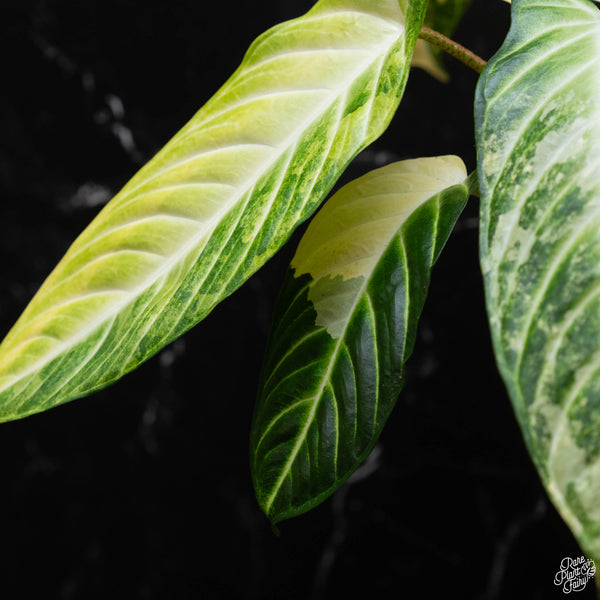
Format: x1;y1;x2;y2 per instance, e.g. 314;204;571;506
476;0;600;560
0;0;425;421
251;157;468;523
2;0;600;573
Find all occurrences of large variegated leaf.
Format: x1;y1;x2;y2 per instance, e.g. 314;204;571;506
476;0;600;560
251;156;469;524
0;0;428;422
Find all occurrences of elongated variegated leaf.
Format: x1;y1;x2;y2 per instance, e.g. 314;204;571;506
0;0;428;422
251;156;469;523
476;0;600;560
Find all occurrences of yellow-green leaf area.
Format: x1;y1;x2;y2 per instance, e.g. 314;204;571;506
0;0;427;421
291;156;467;338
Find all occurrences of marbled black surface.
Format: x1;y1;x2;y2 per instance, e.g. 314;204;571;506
0;1;594;598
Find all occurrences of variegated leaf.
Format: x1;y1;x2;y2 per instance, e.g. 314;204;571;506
251;156;469;523
476;0;600;560
0;0;427;421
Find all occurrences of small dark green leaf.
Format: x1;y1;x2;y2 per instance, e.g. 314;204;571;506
476;0;600;560
412;0;473;82
251;156;469;523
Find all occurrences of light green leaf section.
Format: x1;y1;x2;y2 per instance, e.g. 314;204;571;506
476;0;600;560
0;0;427;422
251;156;468;523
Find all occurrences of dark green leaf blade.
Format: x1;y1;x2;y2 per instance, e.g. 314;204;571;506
251;156;469;523
0;0;428;422
476;0;600;560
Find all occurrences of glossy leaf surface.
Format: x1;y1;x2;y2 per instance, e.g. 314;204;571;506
476;0;600;559
251;156;468;523
0;0;427;421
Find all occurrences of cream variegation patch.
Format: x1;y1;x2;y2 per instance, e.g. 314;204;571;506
291;156;467;338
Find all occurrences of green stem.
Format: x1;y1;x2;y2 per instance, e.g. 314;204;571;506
419;26;487;75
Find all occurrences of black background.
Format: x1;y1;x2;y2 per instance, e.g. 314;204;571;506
0;1;596;598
